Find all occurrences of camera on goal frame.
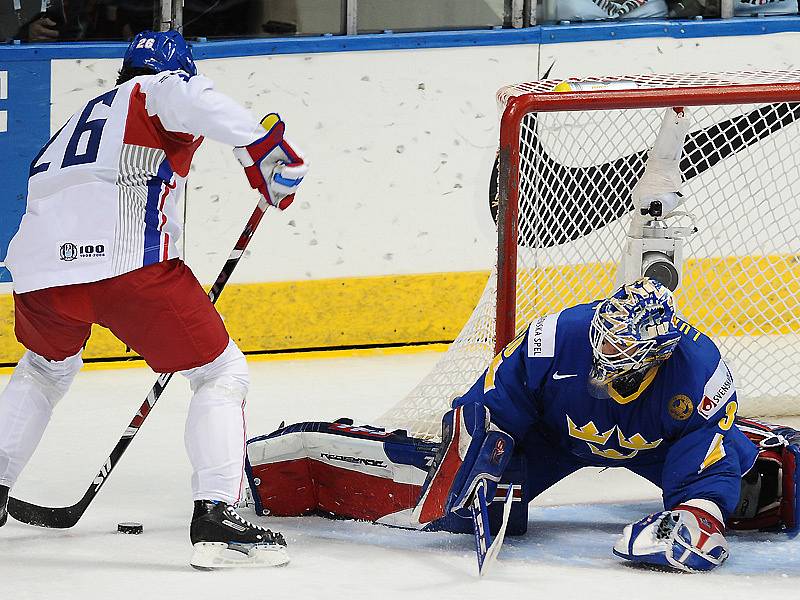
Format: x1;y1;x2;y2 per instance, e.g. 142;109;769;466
620;198;698;292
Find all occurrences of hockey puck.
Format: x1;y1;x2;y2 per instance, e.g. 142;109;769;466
117;522;143;535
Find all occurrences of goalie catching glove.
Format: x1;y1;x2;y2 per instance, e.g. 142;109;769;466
234;113;307;210
413;403;515;525
614;499;729;573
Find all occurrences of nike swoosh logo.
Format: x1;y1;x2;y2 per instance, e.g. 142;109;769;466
488;104;800;248
552;372;578;380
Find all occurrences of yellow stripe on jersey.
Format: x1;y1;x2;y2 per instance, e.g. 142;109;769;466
700;433;727;472
607;365;660;405
484;352;503;393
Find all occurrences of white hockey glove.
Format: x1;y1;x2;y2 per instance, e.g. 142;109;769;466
613;499;729;572
233;113;308;210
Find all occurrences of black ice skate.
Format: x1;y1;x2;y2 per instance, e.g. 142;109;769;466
0;485;8;527
189;500;289;569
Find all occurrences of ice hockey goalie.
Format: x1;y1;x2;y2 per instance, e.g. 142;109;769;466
245;415;799;544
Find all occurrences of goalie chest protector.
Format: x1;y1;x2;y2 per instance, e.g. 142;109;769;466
245;419;529;535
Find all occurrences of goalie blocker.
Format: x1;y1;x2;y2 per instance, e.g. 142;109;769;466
245;417;799;536
245;419;528;536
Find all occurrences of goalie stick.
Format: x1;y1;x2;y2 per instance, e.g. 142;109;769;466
470;481;514;577
8;193;272;529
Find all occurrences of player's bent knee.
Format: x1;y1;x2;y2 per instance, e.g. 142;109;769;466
182;339;249;403
14;350;83;408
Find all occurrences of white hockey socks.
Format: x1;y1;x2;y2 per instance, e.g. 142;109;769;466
182;339;249;505
0;350;83;487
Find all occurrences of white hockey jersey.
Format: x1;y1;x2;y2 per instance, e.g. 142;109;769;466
5;71;267;293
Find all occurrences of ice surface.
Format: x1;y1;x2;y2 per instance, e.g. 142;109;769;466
2;351;799;599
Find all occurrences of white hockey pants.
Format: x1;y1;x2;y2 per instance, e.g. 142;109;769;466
0;350;83;487
0;340;248;504
182;339;249;505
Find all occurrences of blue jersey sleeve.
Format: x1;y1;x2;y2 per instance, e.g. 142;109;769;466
453;313;560;440
661;355;758;518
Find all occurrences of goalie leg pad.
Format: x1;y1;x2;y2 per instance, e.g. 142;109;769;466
244;419;529;535
246;420;438;522
412;404;514;525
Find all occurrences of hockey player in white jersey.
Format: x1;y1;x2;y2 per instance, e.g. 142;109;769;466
0;29;307;569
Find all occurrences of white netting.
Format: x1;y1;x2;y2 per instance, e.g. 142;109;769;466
381;70;800;440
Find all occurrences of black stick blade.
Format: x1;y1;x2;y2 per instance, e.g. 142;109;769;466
8;496;84;529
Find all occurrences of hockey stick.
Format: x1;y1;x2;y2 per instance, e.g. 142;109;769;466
470;480;492;574
480;484;514;575
470;481;514;577
8;194;272;529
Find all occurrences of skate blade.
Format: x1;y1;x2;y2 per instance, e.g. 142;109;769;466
190;541;290;570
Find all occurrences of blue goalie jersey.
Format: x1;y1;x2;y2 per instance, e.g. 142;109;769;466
454;302;759;518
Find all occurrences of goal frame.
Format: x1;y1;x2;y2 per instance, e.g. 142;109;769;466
495;82;800;353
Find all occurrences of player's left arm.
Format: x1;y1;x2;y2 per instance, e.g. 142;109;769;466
615;356;756;572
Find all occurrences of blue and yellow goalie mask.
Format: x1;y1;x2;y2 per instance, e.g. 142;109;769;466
589;278;681;385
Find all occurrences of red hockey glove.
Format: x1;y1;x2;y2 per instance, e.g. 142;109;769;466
233;113;308;210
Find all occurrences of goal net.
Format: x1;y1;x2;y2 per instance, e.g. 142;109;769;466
381;70;800;440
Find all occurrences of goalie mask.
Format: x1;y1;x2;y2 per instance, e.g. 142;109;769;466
589;278;681;386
